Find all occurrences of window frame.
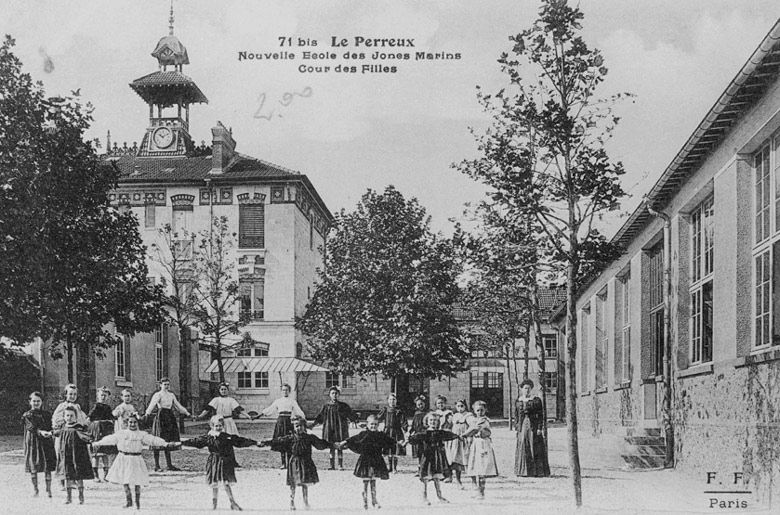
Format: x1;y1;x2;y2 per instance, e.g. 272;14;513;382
115;335;128;379
542;334;558;358
239;280;265;321
689;195;714;364
594;290;608;390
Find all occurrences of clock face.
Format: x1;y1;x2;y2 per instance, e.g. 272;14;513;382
152;127;175;149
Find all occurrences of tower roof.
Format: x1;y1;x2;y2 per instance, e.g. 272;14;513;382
129;71;208;105
151;35;190;67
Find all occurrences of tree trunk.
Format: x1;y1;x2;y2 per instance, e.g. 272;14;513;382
178;325;190;433
505;343;514;430
66;335;74;384
531;286;549;442
566;258;583;507
216;342;225;384
523;317;530;381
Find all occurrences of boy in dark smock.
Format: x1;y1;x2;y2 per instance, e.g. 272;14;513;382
312;386;357;470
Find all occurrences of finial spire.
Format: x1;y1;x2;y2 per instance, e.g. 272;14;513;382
168;0;175;36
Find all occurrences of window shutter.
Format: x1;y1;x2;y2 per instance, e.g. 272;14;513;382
239;204;265;249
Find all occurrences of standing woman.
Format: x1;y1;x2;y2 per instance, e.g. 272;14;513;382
514;379;550;477
22;391;57;497
144;377;191;471
257;383;306;468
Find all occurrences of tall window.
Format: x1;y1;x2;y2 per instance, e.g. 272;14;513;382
615;273;631;383
580;307;590;393
690;195;714;363
254;372;269;389
239;203;265;249
648;243;665;375
155;344;164;382
595;291;608;389
753;140;780;349
144;202;155;229
239;281;265;320
542;335;557;358
115;335;128;379
171;203;193;260
543;371;557;390
237;372;252;389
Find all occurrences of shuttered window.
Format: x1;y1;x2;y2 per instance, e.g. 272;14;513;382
239;204;265;249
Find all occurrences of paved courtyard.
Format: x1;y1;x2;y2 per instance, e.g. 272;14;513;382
0;421;772;514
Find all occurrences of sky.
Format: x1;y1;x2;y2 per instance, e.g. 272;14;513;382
2;0;779;235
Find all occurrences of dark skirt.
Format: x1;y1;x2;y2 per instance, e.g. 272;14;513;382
412;442;424;459
152;408;180;443
273;414;293;439
206;452;237;484
514;419;550;477
56;431;94;480
287;456;319;486
24;432;56;473
418;449;450;481
89;420;117;455
354;455;390;480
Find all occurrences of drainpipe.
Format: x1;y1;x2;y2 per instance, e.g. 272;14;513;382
645;201;674;468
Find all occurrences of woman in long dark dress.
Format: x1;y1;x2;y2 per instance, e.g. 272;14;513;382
87;387;116;482
53;406;94;504
312;386;357;470
407;412;459;505
514;379;550;477
22;391;56;497
338;414;397;509
182;415;259;511
376;392;407;472
261;416;332;511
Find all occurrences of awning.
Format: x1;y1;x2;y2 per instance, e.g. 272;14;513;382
205;357;330;374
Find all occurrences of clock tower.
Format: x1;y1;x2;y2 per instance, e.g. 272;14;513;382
129;5;207;157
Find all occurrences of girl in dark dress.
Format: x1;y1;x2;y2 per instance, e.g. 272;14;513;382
376;392;407;473
312;386;357;470
53;406;94;504
337;414;397;509
87;387;115;482
514;379;550;477
22;391;56;497
261;416;332;511
182;415;259;511
407;412;459;505
408;395;427;464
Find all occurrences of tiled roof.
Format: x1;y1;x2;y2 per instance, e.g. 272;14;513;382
129;71;208;104
109;154;296;183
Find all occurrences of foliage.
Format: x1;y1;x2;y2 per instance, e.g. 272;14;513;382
454;1;630;506
297;186;467;379
0;36;165;369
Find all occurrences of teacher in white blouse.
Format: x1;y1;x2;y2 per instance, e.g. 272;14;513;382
256;384;306;468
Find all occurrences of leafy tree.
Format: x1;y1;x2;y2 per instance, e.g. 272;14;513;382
456;1;629;506
0;36;165;390
297;186;466;387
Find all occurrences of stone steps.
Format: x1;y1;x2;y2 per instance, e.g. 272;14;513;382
620;428;666;469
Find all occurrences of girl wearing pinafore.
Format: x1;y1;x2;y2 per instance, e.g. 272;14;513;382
312;386;357;470
464;400;498;499
144;377;190;471
182;415;259;511
257;383;306;468
407;412;460;505
112;389;137;432
22;391;56;498
92;412;177;509
375;392;407;473
445;398;473;488
51;384;88;491
197;382;247;468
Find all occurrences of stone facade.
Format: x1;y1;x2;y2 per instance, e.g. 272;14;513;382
573;21;780;503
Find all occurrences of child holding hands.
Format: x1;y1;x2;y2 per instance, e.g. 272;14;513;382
182;415;259;511
337;414;397;510
463;400;498;499
22;391;56;497
406;412;460;505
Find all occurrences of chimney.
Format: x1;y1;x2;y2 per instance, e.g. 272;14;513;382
210;121;236;174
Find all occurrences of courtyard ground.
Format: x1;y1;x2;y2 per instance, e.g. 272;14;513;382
0;420;773;514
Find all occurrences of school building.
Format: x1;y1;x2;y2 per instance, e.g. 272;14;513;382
572;19;780;502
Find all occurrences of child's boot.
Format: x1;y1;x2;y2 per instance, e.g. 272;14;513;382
337;450;344;470
289;489;296;511
434;480;448;503
328;450;335;470
93;467;102;482
134;485;141;510
104;467;109;481
212;497;218;510
45;476;52;497
30;474;39;496
302;485;310;509
65;487;72;504
78;487;85;504
362;484;368;510
124;485;133;508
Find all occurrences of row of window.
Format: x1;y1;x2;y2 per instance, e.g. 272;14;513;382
468;335;558;359
469;371;557;389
